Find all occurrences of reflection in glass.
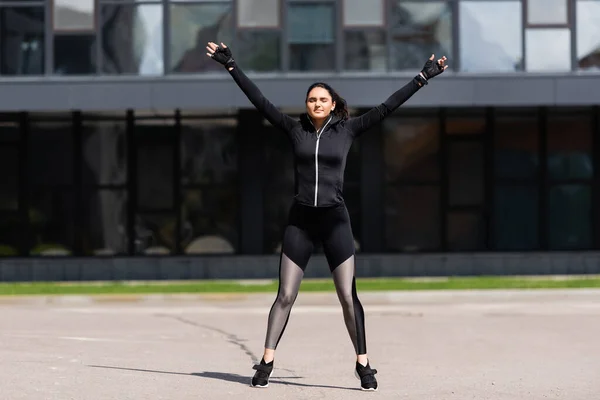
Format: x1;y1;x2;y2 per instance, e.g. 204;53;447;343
237;0;279;28
343;0;384;27
29;190;74;256
459;1;522;72
180;119;238;185
389;1;452;70
54;34;96;75
288;3;335;71
494;113;539;180
344;30;386;71
548;185;591;249
0;7;45;75
547;113;593;180
448;212;485;251
181;188;238;254
0;211;20;256
134;213;176;255
527;0;568;25
576;0;600;70
29;121;73;186
493;185;538;250
448;142;483;206
263;126;295;253
101;4;163;75
446;112;486;135
382;115;440;183
135;121;174;210
525;28;571;72
170;3;232;73
54;0;94;31
82;120;127;186
385;185;440;251
0;146;18;210
236;30;280;72
0;119;20;142
84;190;127;256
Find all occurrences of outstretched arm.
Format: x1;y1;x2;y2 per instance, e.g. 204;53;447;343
347;54;448;137
206;42;295;132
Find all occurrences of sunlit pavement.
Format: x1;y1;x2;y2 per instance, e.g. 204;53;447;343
1;289;599;400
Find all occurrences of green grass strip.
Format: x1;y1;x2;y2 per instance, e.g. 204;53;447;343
0;276;599;296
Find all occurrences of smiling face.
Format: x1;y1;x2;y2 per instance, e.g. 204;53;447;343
305;86;336;122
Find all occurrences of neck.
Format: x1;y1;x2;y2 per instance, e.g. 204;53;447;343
310;115;331;132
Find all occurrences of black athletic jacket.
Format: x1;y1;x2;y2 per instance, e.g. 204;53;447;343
229;66;423;208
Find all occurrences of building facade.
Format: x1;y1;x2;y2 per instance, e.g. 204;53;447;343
1;0;600;278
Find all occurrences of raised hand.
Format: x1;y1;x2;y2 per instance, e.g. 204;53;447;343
206;41;235;69
421;54;448;81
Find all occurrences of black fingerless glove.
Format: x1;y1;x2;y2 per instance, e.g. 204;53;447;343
420;58;445;81
211;46;236;69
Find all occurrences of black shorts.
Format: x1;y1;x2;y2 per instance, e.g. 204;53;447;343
281;201;356;271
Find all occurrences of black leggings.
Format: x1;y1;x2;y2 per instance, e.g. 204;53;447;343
264;201;367;355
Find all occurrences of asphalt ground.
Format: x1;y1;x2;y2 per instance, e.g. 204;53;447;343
1;289;599;400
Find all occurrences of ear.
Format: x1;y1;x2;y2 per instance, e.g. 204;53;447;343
332;100;336;110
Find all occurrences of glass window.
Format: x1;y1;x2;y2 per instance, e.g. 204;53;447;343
343;0;384;27
263;125;294;253
0;6;45;75
54;0;94;31
548;184;592;249
525;28;571;72
288;2;335;71
181;188;238;254
446;111;486;135
383;115;440;183
547;112;593;180
54;34;96;75
459;1;523;72
135;121;174;211
134;213;176;255
494;112;539;180
170;2;232;73
29;190;75;256
236;30;280;72
447;212;485;251
0;211;20;256
389;1;452;71
493;185;538;250
101;4;163;75
526;0;568;25
28;121;73;186
237;0;279;28
385;185;440;251
0;146;18;210
576;0;600;71
344;30;386;71
0;119;20;143
83;189;128;256
180;119;238;186
82;120;127;186
448;142;483;206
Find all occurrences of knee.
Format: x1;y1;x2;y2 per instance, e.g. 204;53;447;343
276;291;296;308
338;292;354;309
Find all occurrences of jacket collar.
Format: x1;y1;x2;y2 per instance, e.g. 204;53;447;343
300;113;342;132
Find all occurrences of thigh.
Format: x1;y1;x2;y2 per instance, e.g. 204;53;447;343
321;205;356;271
281;224;315;271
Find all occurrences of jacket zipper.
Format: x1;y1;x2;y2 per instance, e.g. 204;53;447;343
311;115;332;207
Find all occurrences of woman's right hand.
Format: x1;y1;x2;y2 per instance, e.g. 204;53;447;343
206;42;235;69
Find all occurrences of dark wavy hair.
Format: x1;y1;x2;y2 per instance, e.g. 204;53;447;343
305;82;349;120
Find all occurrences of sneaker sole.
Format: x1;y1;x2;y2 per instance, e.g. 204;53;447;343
355;370;378;391
250;369;273;388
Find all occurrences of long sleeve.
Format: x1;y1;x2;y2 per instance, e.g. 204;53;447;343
228;65;296;133
346;78;422;137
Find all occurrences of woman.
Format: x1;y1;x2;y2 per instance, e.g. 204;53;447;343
206;41;447;391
